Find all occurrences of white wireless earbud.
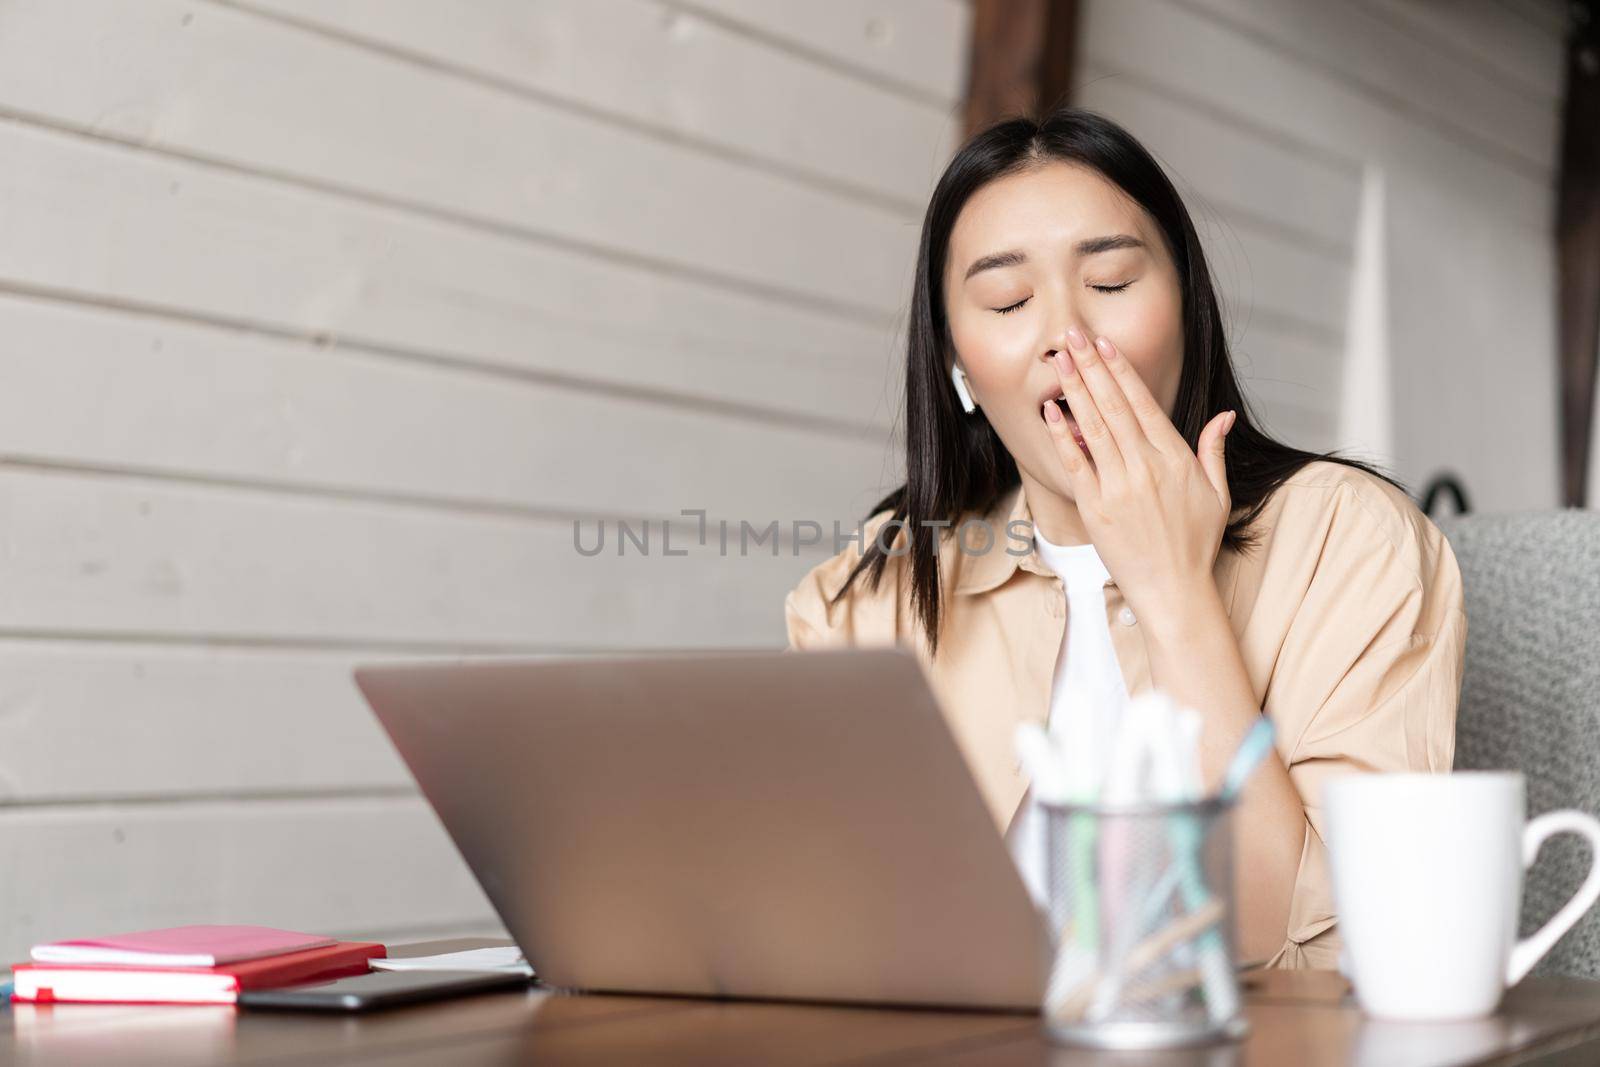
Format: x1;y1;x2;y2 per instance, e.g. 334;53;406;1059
950;363;978;414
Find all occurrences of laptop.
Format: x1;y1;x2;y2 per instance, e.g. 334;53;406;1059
353;647;1050;1011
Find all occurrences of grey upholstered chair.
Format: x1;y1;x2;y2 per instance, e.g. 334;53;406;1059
1437;509;1600;979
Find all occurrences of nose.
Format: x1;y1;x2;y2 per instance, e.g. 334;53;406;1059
1044;321;1089;362
1042;293;1090;360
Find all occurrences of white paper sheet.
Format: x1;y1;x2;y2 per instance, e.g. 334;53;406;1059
371;945;533;976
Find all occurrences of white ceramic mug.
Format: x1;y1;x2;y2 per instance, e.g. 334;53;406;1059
1324;771;1600;1021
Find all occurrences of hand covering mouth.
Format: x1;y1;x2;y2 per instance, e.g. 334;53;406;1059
1040;392;1091;454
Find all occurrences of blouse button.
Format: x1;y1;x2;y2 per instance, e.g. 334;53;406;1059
1118;606;1137;626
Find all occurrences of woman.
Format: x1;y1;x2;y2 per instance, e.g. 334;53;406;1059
783;106;1466;970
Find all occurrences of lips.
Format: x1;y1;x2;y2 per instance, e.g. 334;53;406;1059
1041;395;1091;455
1068;422;1090;455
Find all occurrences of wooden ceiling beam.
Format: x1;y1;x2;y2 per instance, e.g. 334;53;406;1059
961;0;1080;140
1559;0;1600;506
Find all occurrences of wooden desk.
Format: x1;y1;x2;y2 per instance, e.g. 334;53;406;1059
7;940;1600;1066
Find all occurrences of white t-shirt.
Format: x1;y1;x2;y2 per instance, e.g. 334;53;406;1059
1005;527;1130;908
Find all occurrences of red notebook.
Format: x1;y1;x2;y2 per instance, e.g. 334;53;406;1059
11;940;386;1005
31;924;337;967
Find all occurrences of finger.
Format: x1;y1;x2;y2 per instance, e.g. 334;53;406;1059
1042;397;1101;502
1068;330;1150;466
1053;339;1125;480
1199;410;1235;505
1092;335;1190;456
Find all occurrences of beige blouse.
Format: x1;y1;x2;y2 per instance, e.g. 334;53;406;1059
783;460;1466;969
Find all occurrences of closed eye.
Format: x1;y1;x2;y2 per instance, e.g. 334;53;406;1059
991;281;1134;315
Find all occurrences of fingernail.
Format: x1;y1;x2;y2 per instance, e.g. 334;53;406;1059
1043;400;1062;423
1054;351;1076;374
1225;410;1238;433
1066;327;1086;348
1095;336;1116;358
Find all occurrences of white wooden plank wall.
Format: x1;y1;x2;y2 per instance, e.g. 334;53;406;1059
1073;0;1567;508
0;0;968;960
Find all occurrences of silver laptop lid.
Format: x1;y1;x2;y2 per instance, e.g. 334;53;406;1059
354;647;1048;1010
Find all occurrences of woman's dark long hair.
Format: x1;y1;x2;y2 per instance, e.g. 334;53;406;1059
830;105;1406;656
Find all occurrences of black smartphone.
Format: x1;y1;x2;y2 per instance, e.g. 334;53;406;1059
237;968;530;1012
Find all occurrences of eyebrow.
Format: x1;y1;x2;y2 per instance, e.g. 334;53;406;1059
962;234;1146;282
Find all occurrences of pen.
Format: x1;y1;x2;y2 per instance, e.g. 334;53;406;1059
1161;710;1244;1024
1087;694;1159;1021
1015;722;1071;804
1041;687;1106;1015
1220;717;1277;800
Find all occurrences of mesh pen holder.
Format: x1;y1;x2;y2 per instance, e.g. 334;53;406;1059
1037;794;1249;1049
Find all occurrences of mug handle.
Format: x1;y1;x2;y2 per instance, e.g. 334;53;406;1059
1507;810;1600;985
